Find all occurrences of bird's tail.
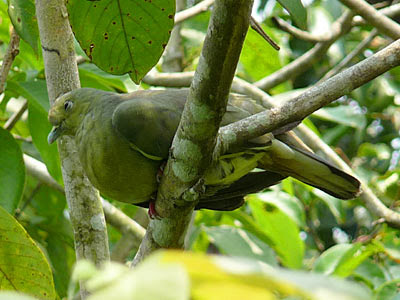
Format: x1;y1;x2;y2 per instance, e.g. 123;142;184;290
259;139;361;199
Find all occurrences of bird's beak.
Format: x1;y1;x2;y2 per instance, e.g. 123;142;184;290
47;125;64;144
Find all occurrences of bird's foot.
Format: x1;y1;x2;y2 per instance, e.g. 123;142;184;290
156;161;167;183
148;200;162;220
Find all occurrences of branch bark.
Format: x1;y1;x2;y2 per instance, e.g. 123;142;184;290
340;0;400;39
254;10;355;91
35;1;109;297
217;39;400;152
296;124;400;228
133;0;254;265
0;28;20;95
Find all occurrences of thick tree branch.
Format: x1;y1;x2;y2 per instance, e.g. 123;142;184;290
340;0;400;39
254;10;355;91
35;1;109;296
133;0;254;265
217;39;400;153
353;3;400;26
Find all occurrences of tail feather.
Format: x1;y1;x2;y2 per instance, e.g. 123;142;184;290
259;139;361;199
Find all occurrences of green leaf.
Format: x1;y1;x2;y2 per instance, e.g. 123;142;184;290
313;243;381;277
240;25;281;81
7;80;62;182
8;0;39;53
312;189;346;224
79;63;130;92
277;0;307;30
313;105;367;129
374;279;400;300
67;0;175;83
203;226;278;266
0;206;56;299
247;195;304;269
0;127;25;214
252;191;306;228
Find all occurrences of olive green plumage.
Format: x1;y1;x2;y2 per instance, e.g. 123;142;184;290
48;88;360;210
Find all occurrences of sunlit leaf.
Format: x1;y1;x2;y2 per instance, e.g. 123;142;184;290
0;206;56;299
8;0;39;53
247;195;304;269
67;0;175;83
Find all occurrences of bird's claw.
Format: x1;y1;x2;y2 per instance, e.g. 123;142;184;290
156;161;167;183
148;200;162;220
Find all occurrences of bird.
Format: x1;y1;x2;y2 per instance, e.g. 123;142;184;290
47;88;360;215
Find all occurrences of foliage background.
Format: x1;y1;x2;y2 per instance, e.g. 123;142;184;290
0;0;399;299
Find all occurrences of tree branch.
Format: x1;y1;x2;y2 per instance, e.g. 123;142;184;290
0;28;20;95
133;0;254;265
4;100;27;131
35;1;109;296
217;39;400;153
296;124;400;228
272;17;332;43
174;0;214;24
352;3;400;26
319;28;379;82
340;0;400;39
254;10;355;91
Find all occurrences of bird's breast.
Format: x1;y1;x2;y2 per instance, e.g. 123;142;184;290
75;113;160;204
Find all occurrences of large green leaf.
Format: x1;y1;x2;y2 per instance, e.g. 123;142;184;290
67;0;175;83
0;127;25;214
313;243;381;277
247;195;304;269
8;0;39;53
203;226;278;266
0;206;56;299
252;191;306;228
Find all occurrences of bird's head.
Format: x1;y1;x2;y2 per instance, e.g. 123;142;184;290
47;88;94;144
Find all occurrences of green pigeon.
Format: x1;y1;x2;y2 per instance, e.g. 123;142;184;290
48;88;360;212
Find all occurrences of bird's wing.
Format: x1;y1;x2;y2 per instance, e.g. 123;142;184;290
112;90;187;160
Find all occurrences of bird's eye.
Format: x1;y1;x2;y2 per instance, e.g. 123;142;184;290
64;101;73;112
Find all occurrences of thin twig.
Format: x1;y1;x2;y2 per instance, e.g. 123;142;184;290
217;39;400;154
250;17;280;50
319;28;379;82
254;10;355;91
0;28;20;95
4;100;28;131
340;0;400;39
175;0;214;24
272;17;331;43
296;124;400;228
